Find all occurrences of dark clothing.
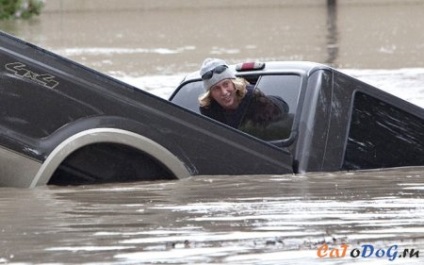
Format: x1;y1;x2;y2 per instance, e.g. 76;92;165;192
200;85;291;140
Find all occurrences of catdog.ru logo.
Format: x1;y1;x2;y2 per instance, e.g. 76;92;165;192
317;243;419;261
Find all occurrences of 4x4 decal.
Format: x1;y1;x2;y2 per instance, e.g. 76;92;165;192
5;62;59;89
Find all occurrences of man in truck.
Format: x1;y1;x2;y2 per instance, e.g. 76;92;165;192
198;58;290;140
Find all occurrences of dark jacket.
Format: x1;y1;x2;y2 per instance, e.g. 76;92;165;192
200;85;291;140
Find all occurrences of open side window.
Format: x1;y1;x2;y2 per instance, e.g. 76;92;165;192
170;74;302;143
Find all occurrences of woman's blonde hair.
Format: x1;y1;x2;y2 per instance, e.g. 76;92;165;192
198;77;249;108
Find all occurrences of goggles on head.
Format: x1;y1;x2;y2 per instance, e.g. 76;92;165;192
201;65;228;80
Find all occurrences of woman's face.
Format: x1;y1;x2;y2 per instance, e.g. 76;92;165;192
210;79;239;110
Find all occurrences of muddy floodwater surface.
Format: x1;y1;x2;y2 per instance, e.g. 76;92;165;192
1;1;424;264
1;169;424;264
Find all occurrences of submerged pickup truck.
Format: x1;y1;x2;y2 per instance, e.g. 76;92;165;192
1;31;424;188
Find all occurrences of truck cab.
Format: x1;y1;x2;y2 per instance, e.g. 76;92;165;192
170;61;424;173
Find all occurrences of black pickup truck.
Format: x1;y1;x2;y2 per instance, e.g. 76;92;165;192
1;31;424;188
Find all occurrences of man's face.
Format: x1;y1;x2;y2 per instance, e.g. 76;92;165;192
210;79;239;110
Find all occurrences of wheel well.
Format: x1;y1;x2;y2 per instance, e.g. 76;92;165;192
48;143;177;186
30;128;190;188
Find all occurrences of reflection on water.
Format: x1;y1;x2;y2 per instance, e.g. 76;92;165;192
1;1;424;264
1;168;424;264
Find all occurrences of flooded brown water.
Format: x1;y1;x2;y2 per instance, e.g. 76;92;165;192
2;169;424;264
1;1;424;264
